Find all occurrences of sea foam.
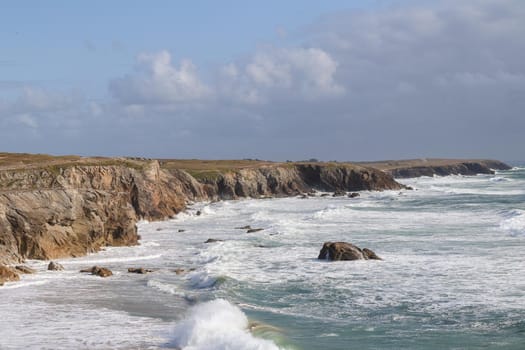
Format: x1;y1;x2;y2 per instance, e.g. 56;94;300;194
500;209;525;236
170;299;280;350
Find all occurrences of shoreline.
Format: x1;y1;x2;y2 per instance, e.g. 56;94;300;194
0;152;511;273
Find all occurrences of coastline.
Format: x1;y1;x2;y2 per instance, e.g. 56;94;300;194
0;152;510;269
0;164;523;349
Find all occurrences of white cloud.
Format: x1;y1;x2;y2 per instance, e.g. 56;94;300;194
109;50;211;105
219;47;344;104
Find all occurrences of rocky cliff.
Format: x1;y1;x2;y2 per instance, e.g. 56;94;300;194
0;158;403;264
360;159;511;178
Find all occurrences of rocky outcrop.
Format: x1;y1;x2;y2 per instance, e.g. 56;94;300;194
197;164;403;200
128;267;153;274
0;265;20;284
318;242;382;261
80;266;113;277
377;160;511;178
0;157;403;264
0;161;196;265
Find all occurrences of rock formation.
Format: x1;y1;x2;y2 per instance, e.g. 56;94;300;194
0;157;404;264
128;267;153;274
48;261;64;271
0;265;20;284
360;159;511;178
80;266;113;277
318;242;382;261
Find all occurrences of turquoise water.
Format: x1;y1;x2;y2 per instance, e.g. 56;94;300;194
1;168;524;349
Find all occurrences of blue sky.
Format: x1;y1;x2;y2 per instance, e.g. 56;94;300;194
1;0;524;161
2;1;386;95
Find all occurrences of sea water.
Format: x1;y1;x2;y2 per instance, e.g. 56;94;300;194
1;167;525;349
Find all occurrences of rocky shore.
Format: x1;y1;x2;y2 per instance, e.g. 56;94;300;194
0;154;403;266
359;159;511;178
0;153;511;276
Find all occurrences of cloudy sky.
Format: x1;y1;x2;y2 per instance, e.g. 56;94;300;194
1;0;524;161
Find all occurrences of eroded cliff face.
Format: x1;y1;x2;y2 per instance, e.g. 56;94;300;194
0;161;200;264
0;160;403;264
192;163;403;200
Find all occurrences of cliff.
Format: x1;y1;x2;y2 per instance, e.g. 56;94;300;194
0;156;403;264
359;159;511;178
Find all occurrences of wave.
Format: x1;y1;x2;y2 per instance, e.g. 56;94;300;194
499;209;525;236
0;280;50;290
146;279;186;297
489;176;510;182
169;299;281;350
64;253;162;265
187;270;225;289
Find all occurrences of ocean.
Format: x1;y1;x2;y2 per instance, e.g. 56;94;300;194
1;167;524;349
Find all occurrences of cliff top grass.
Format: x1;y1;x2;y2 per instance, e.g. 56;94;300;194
0;152;145;171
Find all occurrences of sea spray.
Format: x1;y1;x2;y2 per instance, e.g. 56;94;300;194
170;299;281;350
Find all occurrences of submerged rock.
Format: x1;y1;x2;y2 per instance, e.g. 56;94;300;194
204;238;224;243
128;267;153;274
247;228;264;233
348;192;360;198
333;190;347;197
236;225;251;230
80;266;113;277
48;261;64;271
318;242;382;261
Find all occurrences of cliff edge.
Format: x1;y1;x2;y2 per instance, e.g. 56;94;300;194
0;154;403;264
358;159;511;178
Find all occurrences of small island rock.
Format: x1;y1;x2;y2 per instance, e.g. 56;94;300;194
318;242;382;261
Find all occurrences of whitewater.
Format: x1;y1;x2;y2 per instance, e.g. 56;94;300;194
1;167;524;349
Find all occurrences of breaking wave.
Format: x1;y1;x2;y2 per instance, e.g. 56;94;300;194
170;299;281;350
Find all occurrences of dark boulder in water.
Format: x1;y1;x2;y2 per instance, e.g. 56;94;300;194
204;238;224;243
333;190;346;197
247;228;264;233
48;261;64;271
348;192;360;198
318;242;382;261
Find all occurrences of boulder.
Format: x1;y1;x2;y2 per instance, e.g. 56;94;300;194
0;265;20;284
204;238;224;243
333;190;347;197
80;266;113;277
48;261;64;271
348;192;360;198
318;242;382;261
128;267;153;274
15;265;37;274
320;193;331;197
178;229;186;232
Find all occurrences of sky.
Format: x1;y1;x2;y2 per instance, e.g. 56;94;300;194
1;0;524;161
